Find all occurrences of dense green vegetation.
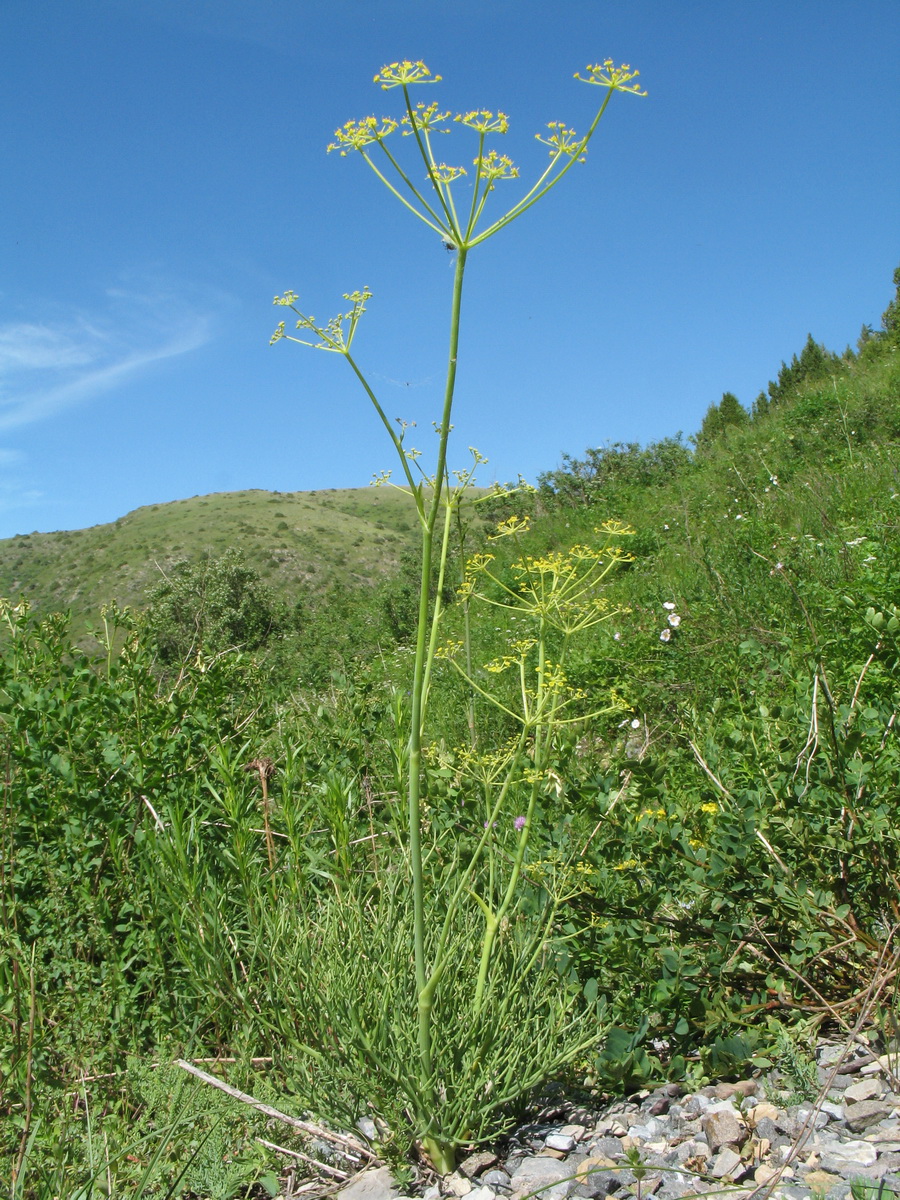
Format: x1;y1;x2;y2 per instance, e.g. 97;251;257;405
2;265;900;1193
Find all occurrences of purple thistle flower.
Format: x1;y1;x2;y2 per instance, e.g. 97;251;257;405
514;815;527;831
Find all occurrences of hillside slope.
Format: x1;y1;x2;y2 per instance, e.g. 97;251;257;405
0;486;423;627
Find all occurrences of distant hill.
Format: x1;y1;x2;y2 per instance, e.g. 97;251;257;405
0;486;425;628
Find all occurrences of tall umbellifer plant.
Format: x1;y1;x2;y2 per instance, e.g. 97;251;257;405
270;60;645;1171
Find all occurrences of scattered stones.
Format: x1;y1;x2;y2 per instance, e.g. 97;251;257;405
336;1037;900;1200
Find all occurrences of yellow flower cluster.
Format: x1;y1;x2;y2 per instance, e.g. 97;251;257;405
489;515;531;540
455;110;510;134
477;150;519;189
574;61;647;96
374;61;441;90
535;123;586;161
327;116;398;156
269;287;373;354
401;102;451;134
435;639;465;661
432;163;468;184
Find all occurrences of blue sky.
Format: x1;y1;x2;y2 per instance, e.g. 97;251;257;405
1;0;898;538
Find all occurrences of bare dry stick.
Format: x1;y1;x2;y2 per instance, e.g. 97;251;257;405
255;1137;350;1179
173;1059;377;1162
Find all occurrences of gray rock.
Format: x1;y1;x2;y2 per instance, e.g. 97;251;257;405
588;1139;625;1160
446;1174;473;1197
823;1152;900;1182
357;1117;379;1141
817;1139;878;1172
844;1100;892;1132
672;1139;710;1165
844;1078;884;1104
820;1101;845;1120
819;1044;847;1067
702;1109;746;1152
337;1167;399;1200
627;1120;664;1142
794;1105;831;1130
460;1153;500;1180
546;1135;577;1153
467;1188;498;1200
560;1125;588;1142
482;1171;512;1191
754;1116;781;1143
708;1147;744;1180
626;1176;662;1196
509;1157;578;1200
572;1182;612;1200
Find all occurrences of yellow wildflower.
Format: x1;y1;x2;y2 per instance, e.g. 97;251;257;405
327;116;398;155
374;61;440;90
574;61;647;96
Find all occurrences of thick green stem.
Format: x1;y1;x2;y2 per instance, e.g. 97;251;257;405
408;247;468;1115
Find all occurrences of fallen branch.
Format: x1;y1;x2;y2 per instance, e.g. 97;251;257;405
256;1137;350;1179
173;1059;377;1162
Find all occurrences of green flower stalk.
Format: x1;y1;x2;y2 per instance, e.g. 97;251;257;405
272;58;645;1172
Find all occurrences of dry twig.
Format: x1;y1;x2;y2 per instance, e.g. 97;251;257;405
173;1059;377;1163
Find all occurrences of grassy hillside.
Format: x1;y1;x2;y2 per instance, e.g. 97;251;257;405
0;485;426;627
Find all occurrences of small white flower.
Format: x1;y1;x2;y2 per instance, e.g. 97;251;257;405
663;523;670;530
663;601;676;611
659;628;672;642
775;562;784;570
846;537;867;547
735;513;744;520
613;631;622;641
668;613;681;627
630;718;641;729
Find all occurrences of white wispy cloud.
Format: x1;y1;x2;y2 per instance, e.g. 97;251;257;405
0;284;217;432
